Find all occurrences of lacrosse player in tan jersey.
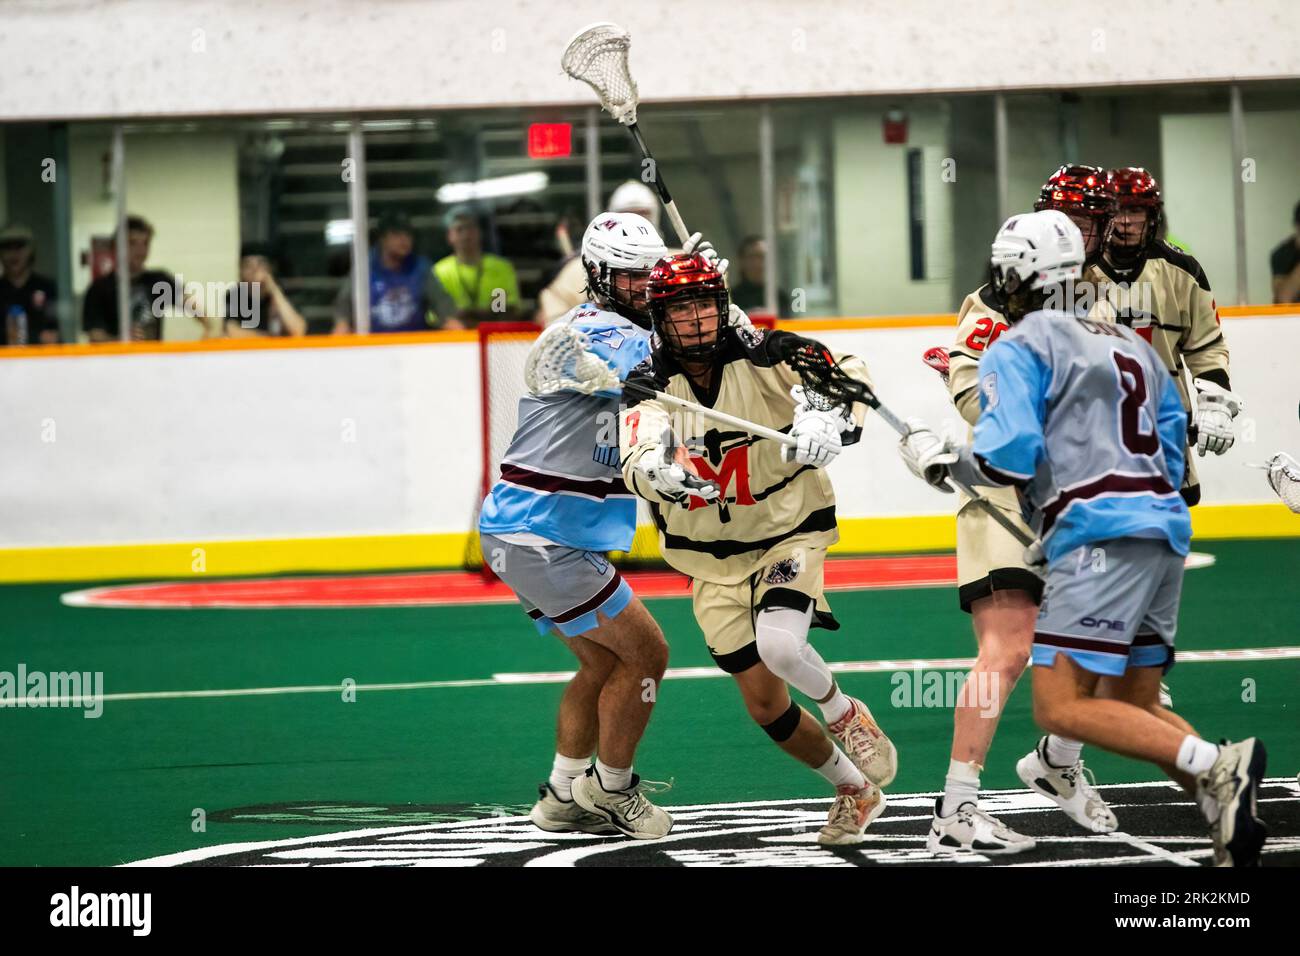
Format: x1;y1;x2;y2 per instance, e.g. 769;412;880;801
618;253;897;846
1093;168;1241;508
933;166;1122;854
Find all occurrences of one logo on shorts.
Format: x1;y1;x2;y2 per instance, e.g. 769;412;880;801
764;555;803;585
1079;616;1125;631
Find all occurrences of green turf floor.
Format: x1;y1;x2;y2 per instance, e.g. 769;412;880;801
1;539;1296;866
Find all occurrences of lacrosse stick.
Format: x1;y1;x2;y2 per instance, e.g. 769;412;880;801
1250;452;1300;514
525;321;798;450
561;22;691;246
922;345;950;387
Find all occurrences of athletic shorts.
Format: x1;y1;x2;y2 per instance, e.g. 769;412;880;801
692;535;837;675
479;532;633;638
956;488;1043;613
1032;536;1184;677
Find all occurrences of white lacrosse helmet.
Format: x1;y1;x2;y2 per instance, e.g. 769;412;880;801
608;181;660;229
581;211;667;326
989;209;1085;315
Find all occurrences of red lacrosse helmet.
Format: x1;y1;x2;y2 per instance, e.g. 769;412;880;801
1033;164;1114;264
647;253;730;366
1104;167;1164;268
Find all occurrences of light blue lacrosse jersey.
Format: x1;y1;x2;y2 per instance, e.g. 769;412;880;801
478;305;652;553
965;309;1191;563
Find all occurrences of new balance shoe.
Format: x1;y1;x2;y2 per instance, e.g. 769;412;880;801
1017;737;1118;833
528;782;618;835
927;798;1036;855
829;697;898;788
1198;738;1267;867
569;767;673;840
818;782;886;846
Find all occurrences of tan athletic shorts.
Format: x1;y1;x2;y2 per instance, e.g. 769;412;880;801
955;486;1044;614
691;535;837;674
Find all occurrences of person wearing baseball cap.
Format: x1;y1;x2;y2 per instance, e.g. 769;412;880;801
0;223;60;346
332;212;436;334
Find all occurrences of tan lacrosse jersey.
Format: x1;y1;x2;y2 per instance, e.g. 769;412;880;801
948;285;1037;598
1091;242;1230;495
619;326;870;586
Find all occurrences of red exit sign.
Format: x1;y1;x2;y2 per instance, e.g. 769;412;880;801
528;123;572;159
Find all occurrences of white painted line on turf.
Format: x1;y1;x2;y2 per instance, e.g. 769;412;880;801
5;645;1299;707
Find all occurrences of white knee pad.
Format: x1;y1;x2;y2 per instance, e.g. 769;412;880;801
754;604;833;700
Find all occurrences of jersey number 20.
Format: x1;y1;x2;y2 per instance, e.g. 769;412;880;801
1112;351;1159;456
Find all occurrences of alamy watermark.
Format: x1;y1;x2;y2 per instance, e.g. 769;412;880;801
0;663;103;718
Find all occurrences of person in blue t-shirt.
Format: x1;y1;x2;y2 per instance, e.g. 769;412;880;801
332;213;435;334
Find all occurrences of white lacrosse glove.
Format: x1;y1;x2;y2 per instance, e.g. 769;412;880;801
634;444;720;507
728;303;754;331
1193;378;1242;457
683;232;729;278
1022;539;1047;572
898;418;958;492
782;386;853;467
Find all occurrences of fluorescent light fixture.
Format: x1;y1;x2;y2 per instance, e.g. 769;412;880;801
325;219;355;245
436;171;548;204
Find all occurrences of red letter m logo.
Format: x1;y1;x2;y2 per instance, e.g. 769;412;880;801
688;446;755;510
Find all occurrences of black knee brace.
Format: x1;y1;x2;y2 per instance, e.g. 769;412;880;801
761;699;801;742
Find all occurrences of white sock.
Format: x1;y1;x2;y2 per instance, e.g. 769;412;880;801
816;746;866;790
754;605;835;701
1044;734;1084;769
1175;735;1219;776
548;753;589;800
818;687;852;725
595;759;633;793
941;759;981;817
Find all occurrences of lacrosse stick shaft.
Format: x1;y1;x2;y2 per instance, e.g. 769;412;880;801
626;122;691;245
623;381;796;448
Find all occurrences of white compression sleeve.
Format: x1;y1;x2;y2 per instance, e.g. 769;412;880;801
754;604;834;701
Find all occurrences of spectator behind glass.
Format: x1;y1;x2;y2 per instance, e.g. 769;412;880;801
1271;201;1300;305
83;215;211;342
333;213;434;334
729;235;791;319
428;206;521;329
225;242;306;337
0;223;60;346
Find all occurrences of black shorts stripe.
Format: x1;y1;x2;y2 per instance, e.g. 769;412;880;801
958;568;1044;614
551;571;623;624
654;505;837;560
1033;631;1128;657
710;640;762;675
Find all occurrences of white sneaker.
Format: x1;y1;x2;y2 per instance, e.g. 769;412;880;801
569;767;674;840
829;697;898;788
1016;737;1118;834
927;798;1036;855
1198;738;1267;867
817;782;886;846
528;782;618;835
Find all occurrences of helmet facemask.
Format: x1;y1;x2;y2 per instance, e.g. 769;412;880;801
988;261;1049;323
1104;205;1160;271
584;259;654;328
653;286;728;369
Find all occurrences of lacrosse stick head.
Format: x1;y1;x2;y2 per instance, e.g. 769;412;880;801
524;321;621;397
1264;452;1300;514
922;346;951;386
561;21;639;126
776;333;873;410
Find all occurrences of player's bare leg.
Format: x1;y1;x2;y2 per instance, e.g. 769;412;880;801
555;633;615;762
566;598;675;839
929;588;1038;854
733;661;884;845
1034;652;1267;865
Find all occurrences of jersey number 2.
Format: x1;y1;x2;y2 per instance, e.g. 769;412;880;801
1112;352;1159;456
